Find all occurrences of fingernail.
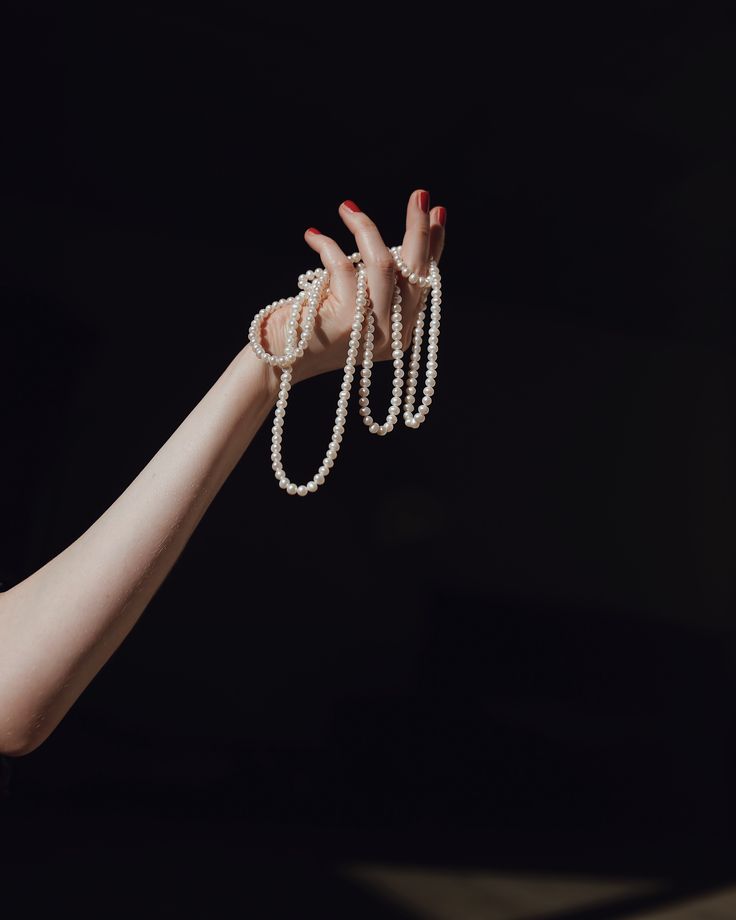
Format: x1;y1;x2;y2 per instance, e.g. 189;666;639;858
342;200;361;213
419;191;430;213
307;227;321;234
437;206;447;227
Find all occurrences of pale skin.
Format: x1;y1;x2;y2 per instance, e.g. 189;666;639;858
0;190;447;756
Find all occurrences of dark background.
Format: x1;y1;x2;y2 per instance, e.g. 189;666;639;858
2;4;735;916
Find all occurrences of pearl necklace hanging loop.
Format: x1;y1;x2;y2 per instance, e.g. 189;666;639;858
248;245;442;495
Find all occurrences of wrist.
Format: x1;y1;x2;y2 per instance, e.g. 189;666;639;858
254;300;326;388
237;342;282;405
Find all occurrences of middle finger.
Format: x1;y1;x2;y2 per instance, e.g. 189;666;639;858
338;199;397;326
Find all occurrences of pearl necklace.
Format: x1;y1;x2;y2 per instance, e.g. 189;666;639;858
248;246;442;496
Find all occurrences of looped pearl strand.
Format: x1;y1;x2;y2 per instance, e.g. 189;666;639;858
248;269;329;368
249;247;442;495
360;246;441;433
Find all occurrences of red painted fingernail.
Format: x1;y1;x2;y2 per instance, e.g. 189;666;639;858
307;227;321;234
419;191;430;213
437;206;447;227
342;200;361;213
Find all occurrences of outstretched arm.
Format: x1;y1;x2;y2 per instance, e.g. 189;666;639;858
0;189;446;756
0;344;279;755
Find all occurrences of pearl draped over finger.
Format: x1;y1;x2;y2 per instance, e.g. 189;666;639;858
249;246;442;495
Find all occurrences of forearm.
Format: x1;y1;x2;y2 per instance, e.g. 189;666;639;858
0;343;278;755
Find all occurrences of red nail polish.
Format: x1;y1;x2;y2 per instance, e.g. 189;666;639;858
437;206;446;227
342;200;361;213
307;227;321;234
419;191;430;213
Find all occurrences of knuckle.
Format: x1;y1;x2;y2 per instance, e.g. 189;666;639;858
333;255;355;274
356;213;380;236
323;245;351;272
372;251;395;275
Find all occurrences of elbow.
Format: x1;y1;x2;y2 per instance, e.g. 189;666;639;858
0;679;57;758
0;713;50;758
0;729;44;758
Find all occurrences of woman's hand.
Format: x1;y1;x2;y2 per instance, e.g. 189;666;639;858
258;189;447;387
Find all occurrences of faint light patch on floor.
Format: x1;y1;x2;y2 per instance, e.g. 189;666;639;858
631;886;736;919
341;864;663;920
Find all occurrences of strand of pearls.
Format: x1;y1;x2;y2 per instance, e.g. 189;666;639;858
248;246;442;495
359;247;441;433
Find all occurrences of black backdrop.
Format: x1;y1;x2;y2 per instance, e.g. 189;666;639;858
2;4;735;916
